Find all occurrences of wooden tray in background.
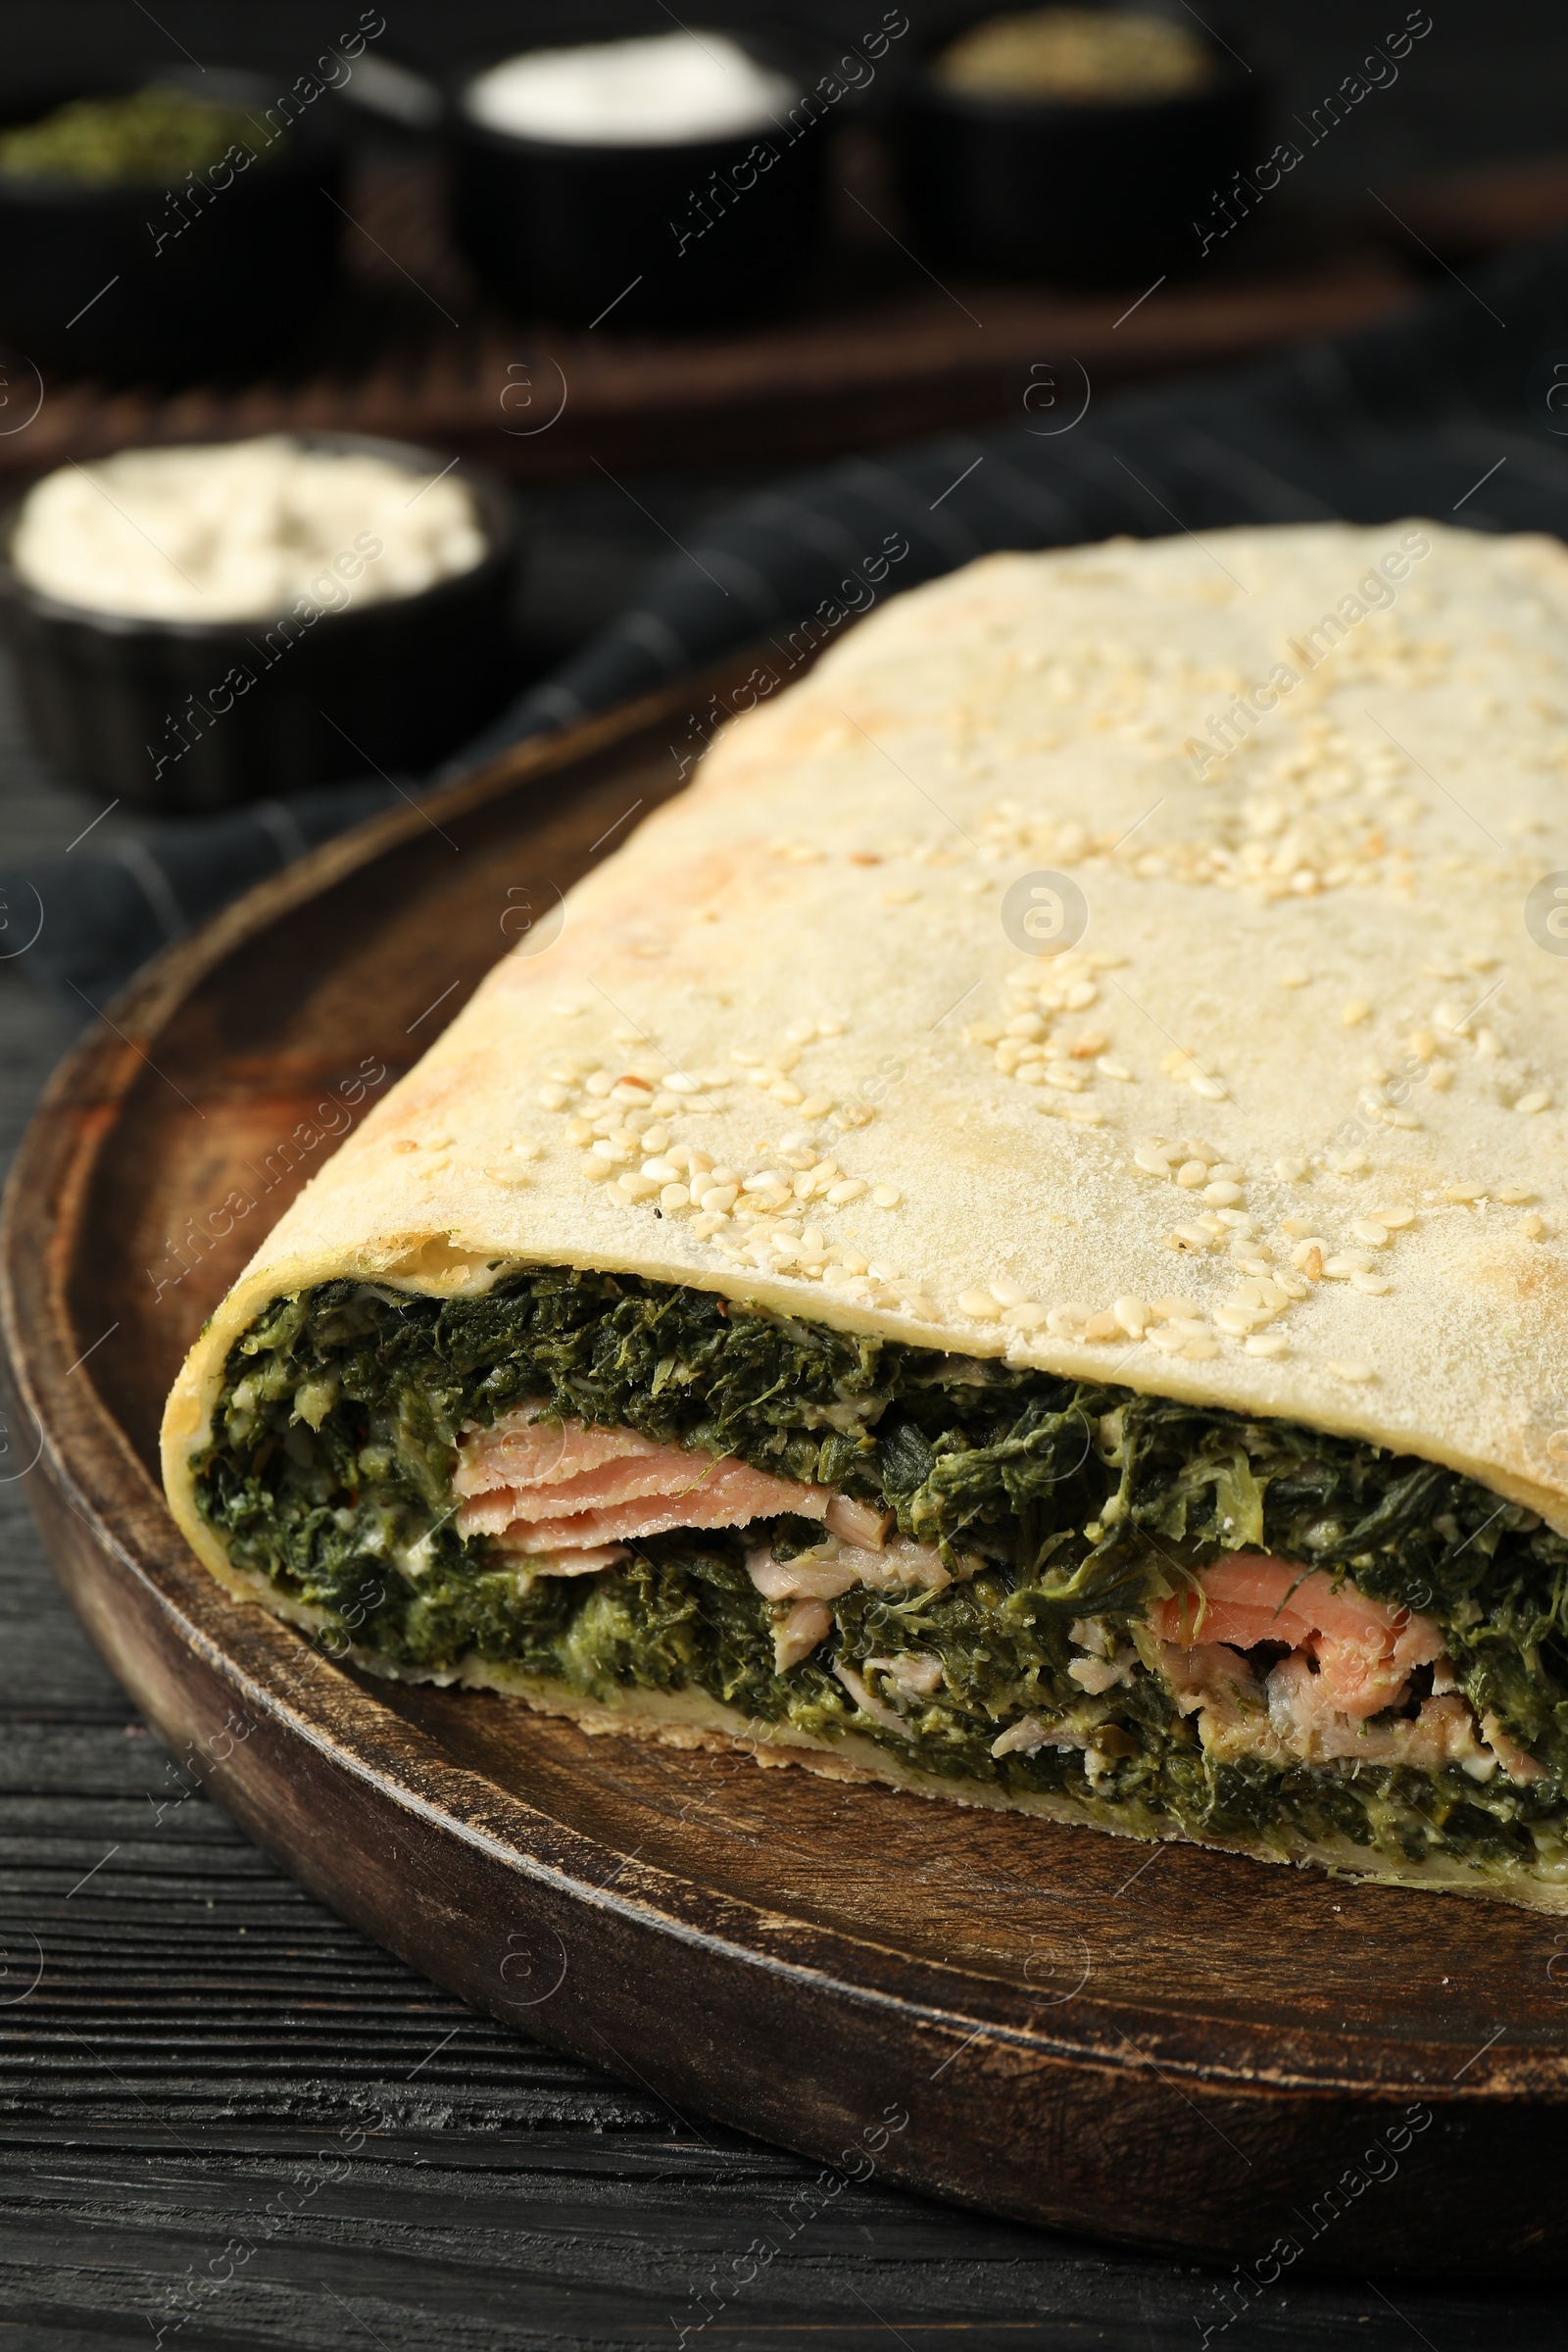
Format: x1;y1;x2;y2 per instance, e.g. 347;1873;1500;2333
3;154;1565;484
4;658;1568;2273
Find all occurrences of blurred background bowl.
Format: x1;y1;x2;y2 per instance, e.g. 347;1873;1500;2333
0;431;524;812
445;29;828;331
0;65;344;382
891;1;1267;283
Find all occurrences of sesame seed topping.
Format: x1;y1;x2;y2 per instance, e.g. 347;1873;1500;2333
1516;1091;1552;1114
958;1289;1002;1319
1326;1359;1375;1383
871;1184;902;1208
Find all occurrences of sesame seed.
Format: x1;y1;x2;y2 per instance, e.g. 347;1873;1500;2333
1190;1074;1228;1101
1322;1251;1377;1278
1170;1225;1218;1252
1279;1216;1316;1238
616;1173;660;1201
641;1156;680;1183
661;1184;691;1211
1342;998;1372;1026
1326;1359;1375;1383
1350;1270;1391;1294
1444;1184;1486;1203
958;1289;1002;1319
663;1072;702;1094
699;1185;739;1212
1181;1337;1219;1361
798;1094;835;1120
1046;1303;1093;1335
871;1184;902;1208
1175;1159;1208;1189
1203;1180;1244;1207
826;1179;866;1204
1349;1219;1391;1247
1519;1213;1546;1239
1367;1203;1415;1227
1111;1294;1150;1336
1084;1311;1120;1342
1147;1327;1186;1354
1278;971;1310;990
1274;1156;1309;1181
1134;1147;1174;1177
1098;1058;1133;1081
1004;1303;1049;1330
1245;1334;1290;1357
537;1083;570;1110
1516;1091;1552;1114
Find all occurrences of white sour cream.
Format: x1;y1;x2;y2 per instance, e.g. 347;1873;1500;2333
10;435;487;622
464;30;796;148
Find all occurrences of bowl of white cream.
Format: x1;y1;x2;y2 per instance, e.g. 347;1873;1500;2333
447;28;828;331
0;433;522;810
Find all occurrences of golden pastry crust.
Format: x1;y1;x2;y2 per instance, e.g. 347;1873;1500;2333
165;521;1568;1566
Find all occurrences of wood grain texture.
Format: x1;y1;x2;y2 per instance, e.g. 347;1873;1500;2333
5;656;1568;2302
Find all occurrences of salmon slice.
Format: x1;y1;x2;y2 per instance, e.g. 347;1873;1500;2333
1149;1552;1443;1723
453;1401;834;1555
1149;1551;1544;1781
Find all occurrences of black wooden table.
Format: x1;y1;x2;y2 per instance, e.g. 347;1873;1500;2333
0;466;1560;2349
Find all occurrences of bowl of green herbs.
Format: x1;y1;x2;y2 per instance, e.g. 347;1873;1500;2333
0;67;344;381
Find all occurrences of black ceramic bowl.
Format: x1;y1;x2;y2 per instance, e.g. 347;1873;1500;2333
446;36;827;332
890;3;1266;284
0;432;524;814
0;66;343;381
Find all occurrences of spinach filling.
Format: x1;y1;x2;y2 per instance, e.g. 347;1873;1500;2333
192;1267;1568;1877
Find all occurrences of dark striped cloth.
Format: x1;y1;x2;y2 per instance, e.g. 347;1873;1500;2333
16;230;1568;1008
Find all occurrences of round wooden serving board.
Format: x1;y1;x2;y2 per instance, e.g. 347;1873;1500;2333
6;659;1568;2274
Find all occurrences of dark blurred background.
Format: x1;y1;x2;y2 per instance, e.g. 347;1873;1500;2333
4;0;1565;192
24;0;1536;220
